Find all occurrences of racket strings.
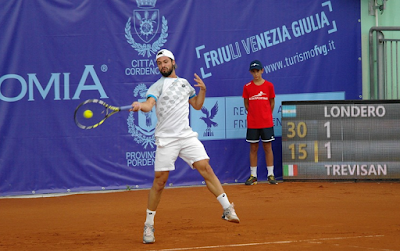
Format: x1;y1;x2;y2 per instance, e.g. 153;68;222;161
75;102;110;129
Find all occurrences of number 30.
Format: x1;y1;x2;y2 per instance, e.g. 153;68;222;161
287;122;307;138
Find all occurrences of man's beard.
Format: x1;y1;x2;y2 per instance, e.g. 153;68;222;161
160;68;173;77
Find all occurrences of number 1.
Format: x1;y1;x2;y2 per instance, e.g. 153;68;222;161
324;121;331;138
325;142;331;159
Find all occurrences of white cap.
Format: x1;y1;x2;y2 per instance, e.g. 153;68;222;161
156;49;175;60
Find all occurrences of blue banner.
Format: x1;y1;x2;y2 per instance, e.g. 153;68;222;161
0;0;361;196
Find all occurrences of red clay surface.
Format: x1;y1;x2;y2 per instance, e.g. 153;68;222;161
1;181;400;251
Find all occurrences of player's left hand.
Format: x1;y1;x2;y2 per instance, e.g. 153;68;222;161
193;73;206;91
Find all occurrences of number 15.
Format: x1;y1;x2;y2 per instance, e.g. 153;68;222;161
289;143;307;160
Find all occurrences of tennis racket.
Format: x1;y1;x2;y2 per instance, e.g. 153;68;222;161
74;99;132;129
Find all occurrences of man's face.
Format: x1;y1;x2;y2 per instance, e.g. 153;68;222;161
157;56;174;77
250;69;264;80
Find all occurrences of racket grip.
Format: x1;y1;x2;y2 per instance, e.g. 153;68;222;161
120;105;133;111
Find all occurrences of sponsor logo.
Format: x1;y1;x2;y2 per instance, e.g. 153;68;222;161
0;65;108;102
249;91;269;101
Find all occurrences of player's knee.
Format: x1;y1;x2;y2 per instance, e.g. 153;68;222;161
250;144;259;152
153;173;168;190
193;159;208;169
250;148;258;154
196;164;215;178
153;179;167;191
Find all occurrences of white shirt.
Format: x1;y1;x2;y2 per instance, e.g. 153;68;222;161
146;77;197;144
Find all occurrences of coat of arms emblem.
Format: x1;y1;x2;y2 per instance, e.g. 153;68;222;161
125;0;168;57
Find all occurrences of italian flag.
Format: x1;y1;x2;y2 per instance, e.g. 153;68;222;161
284;164;298;176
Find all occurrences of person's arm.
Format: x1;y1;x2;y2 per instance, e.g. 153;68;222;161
243;98;249;111
131;97;156;112
189;73;206;110
270;98;275;112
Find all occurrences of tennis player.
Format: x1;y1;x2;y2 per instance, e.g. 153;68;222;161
131;49;240;244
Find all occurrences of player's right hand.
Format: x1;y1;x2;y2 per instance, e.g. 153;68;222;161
131;102;141;112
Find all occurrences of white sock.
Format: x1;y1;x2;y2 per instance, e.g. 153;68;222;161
250;166;257;177
145;209;156;225
267;166;274;176
217;193;231;210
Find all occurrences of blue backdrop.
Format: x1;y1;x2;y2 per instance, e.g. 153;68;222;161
0;0;361;196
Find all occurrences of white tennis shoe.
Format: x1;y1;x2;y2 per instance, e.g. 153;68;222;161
143;223;155;244
222;203;240;223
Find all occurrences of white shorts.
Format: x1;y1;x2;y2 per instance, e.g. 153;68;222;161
154;136;210;171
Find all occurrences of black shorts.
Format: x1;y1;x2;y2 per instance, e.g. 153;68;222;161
246;127;275;143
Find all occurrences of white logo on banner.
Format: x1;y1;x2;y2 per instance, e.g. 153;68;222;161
125;0;168;58
200;102;219;137
126;84;156;168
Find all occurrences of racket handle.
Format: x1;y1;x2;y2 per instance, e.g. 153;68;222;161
120;105;133;111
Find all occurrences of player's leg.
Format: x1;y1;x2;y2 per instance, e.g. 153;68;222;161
245;128;261;185
148;141;179;211
262;141;274;167
143;171;169;244
144;142;179;244
193;159;224;197
261;127;277;184
193;159;240;223
181;136;239;223
148;171;170;211
250;142;259;167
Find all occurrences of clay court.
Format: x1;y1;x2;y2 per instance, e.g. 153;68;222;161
1;181;400;251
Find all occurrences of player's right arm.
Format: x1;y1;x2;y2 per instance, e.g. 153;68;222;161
131;97;156;112
242;84;249;112
243;98;249;111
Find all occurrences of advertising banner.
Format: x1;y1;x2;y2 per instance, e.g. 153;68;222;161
0;0;361;196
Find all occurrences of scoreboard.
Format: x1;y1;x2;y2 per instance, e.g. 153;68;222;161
281;100;400;180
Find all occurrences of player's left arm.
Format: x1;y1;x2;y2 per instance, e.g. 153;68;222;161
270;98;275;112
269;83;276;112
189;73;206;110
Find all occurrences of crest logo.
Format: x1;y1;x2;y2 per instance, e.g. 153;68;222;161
125;0;168;57
127;84;156;149
200;102;219;137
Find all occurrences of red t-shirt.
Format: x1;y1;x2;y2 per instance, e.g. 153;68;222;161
242;80;275;129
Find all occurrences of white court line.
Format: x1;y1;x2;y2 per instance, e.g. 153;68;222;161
151;235;385;251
